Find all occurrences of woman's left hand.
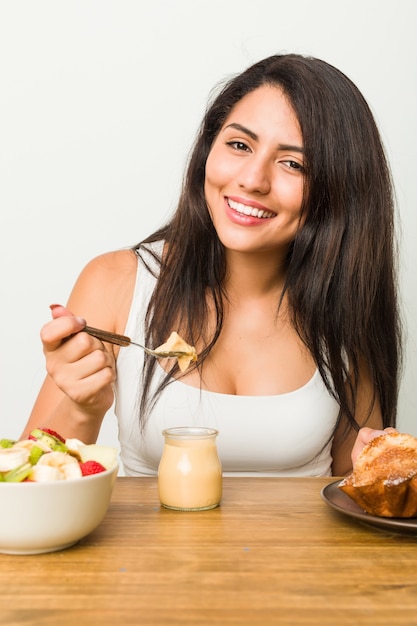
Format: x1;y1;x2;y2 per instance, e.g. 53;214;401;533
351;426;397;467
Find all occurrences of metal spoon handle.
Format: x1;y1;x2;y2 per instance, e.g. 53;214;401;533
84;326;134;347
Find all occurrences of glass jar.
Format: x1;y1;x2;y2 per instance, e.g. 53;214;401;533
158;427;222;511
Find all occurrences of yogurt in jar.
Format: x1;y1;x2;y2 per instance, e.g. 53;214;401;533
157;427;222;511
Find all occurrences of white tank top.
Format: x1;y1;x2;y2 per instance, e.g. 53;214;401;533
114;243;340;477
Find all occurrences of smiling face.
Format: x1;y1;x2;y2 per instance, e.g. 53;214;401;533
204;85;305;258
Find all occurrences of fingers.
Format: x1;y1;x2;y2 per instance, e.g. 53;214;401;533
49;304;76;319
41;305;86;352
351;426;398;466
47;334;114;382
40;304;116;411
50;348;116;407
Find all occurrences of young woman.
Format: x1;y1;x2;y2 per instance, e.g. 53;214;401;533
23;53;402;477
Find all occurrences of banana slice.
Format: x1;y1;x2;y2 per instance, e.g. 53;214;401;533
0;448;30;472
64;438;86;462
31;451;83;481
29;464;61;482
14;439;52;453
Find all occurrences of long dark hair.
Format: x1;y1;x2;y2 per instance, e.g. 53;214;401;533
135;53;402;434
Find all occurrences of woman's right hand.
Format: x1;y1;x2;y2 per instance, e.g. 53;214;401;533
22;249;137;442
41;304;116;417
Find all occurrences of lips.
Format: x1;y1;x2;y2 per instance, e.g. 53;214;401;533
227;198;276;219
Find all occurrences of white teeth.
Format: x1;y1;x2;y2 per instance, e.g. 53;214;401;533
228;199;275;219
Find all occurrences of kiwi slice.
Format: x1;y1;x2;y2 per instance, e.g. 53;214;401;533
0;439;16;449
4;463;33;482
30;429;68;453
29;445;45;465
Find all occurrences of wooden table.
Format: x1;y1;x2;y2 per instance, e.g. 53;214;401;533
1;477;417;625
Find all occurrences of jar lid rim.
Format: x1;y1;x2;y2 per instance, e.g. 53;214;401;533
162;426;218;439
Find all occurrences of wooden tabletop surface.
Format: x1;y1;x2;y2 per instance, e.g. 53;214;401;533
1;476;417;626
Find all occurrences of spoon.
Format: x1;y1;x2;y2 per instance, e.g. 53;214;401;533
83;326;195;359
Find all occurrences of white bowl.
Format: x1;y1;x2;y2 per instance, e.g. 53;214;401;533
0;464;118;555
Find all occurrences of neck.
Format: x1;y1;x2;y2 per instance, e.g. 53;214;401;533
224;249;287;302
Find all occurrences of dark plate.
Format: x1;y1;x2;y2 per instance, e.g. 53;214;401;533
321;479;417;536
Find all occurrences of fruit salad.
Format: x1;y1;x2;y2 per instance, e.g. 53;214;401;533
0;428;118;482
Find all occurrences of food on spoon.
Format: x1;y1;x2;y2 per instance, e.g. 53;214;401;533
155;331;197;372
338;431;417;517
0;428;118;483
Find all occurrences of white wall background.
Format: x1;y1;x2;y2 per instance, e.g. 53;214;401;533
1;0;416;452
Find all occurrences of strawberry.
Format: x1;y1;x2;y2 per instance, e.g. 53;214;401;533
79;460;107;476
39;428;66;443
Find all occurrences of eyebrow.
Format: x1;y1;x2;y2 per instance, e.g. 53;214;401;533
224;122;304;153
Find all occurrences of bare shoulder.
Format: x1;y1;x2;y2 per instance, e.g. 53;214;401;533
78;249;138;283
66;248;138;335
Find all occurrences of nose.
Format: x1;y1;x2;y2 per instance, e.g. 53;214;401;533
237;155;271;195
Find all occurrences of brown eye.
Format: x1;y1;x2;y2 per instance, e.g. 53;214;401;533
282;160;304;171
226;141;251;152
